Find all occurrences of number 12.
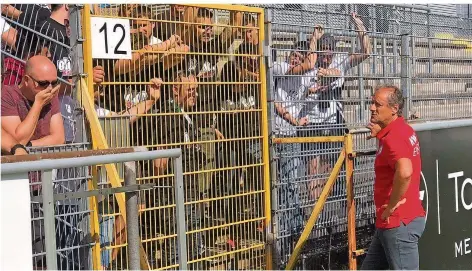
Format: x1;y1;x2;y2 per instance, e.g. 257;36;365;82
99;22;127;55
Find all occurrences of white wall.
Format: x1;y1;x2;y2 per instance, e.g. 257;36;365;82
0;172;33;271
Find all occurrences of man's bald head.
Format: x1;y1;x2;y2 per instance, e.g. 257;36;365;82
25;55;57;78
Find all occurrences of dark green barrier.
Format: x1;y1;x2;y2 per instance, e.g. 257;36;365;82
417;122;472;269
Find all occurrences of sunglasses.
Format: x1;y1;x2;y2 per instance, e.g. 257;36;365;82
28;75;60;89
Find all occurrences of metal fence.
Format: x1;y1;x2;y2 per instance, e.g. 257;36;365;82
82;4;269;270
2;3;472;271
1;148;185;271
262;3;472;270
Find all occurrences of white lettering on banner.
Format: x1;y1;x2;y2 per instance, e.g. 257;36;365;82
455;237;471;257
462;178;472;211
90;17;132;60
448;171;472;212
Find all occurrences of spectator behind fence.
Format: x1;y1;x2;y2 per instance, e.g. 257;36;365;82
179;8;237;81
1;4;51;83
37;4;71;81
1;55;64;147
299;12;372;200
93;64;164;268
113;6;188;79
137;72;206;262
1;127;29;155
0;15;17;50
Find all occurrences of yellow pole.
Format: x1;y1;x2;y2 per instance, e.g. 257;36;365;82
79;77;151;268
285;149;346;270
272;136;345;144
345;134;358;270
258;8;273;270
81;6;101;269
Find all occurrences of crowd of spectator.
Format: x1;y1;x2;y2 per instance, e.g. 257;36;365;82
1;4;373;270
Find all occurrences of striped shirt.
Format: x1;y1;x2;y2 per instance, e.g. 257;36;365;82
37;17;71;78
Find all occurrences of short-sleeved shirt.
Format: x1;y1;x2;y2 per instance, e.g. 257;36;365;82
11;5;50;58
0;17;11;33
302;53;351;124
374;116;425;229
37;18;71;79
138;99;206;175
1;84;60;140
272;61;313;136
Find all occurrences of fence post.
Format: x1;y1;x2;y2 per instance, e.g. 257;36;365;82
174;156;188;270
42;169;57;270
426;10;433;74
125;161;140;270
400;33;412;119
69;5;101;270
355;36;366;122
264;8;278;269
345;134;357;270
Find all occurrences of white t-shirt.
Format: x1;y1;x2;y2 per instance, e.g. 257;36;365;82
0;17;11;33
149;36;162;46
272;61;316;136
302;53;351;124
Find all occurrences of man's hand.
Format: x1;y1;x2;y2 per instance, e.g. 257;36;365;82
351;12;366;34
148;78;163;101
93;66;105;84
297;117;308;126
318;68;329;77
168;34;182;47
309;85;328;94
215;129;225;140
35;85;60;107
367;122;381;139
380;198;407;223
313;24;324;40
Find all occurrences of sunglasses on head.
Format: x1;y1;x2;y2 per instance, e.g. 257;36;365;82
28;75;60;89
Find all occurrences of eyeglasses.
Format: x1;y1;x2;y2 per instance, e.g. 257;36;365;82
27;75;60;89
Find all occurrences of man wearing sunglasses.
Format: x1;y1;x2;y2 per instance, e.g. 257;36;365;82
1;55;64;147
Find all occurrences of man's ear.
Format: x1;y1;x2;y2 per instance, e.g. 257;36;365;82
391;104;399;115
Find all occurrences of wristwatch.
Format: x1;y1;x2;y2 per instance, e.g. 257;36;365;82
10;144;28;155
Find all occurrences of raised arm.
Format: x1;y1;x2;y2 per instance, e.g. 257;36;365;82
349;12;372;68
286;25;323;75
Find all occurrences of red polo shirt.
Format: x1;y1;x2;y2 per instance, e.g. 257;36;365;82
374;116;425;229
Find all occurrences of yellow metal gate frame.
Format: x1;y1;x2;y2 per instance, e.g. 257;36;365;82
80;4;270;270
274;134;362;271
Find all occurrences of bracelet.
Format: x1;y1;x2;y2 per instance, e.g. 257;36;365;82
10;144;28;155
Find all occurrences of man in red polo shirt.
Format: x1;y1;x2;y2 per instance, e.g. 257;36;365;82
361;85;426;270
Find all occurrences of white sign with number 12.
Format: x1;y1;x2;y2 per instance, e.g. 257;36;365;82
91;17;132;60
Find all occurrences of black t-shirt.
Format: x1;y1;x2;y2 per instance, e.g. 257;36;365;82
36;18;71;79
10;5;50;59
12;4;50;28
